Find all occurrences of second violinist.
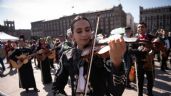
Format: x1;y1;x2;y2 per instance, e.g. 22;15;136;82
52;15;126;96
36;38;52;84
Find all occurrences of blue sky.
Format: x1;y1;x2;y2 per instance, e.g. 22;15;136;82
0;0;171;29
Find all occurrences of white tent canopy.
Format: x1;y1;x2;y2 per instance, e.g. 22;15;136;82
0;32;19;41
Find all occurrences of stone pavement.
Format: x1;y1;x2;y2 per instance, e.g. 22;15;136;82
0;59;171;96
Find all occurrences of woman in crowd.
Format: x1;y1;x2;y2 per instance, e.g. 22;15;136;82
52;15;126;96
36;38;52;84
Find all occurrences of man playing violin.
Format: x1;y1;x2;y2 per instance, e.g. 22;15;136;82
52;16;126;96
9;35;39;92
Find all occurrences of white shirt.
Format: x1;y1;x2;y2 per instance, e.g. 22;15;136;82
76;66;86;92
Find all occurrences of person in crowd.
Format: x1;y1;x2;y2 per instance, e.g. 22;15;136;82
53;38;61;64
36;38;52;84
9;35;39;92
154;30;163;62
0;41;6;72
54;28;74;64
123;27;134;88
132;22;155;96
46;36;55;69
36;39;43;69
52;15;126;96
168;31;171;64
4;40;14;69
159;28;171;72
58;28;73;57
30;40;38;67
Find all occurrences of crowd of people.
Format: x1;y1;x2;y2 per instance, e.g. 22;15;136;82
0;15;171;96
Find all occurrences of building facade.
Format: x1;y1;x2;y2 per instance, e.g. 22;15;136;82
4;20;15;32
31;4;126;38
14;29;31;40
2;20;31;40
140;5;171;33
3;20;15;35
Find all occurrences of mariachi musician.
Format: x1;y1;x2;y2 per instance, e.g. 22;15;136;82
9;35;39;92
130;22;158;96
36;38;52;84
158;28;170;72
52;16;126;96
4;40;15;68
46;36;55;69
0;41;6;71
53;38;61;63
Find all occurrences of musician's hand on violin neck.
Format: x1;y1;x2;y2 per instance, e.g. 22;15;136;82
108;35;126;67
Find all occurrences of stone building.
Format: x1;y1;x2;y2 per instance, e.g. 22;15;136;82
3;20;15;35
31;4;127;39
140;5;171;33
4;20;15;32
15;29;31;40
2;20;31;40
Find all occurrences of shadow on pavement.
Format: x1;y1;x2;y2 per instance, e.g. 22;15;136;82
20;90;38;96
127;63;171;96
43;83;53;96
0;67;17;77
8;68;17;76
153;91;171;96
142;65;171;96
143;86;171;96
154;68;171;93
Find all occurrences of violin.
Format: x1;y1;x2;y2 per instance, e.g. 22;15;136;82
81;35;138;59
81;43;109;59
37;48;56;60
36;41;56;61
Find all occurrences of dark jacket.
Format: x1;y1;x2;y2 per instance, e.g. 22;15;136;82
130;33;155;70
52;48;125;96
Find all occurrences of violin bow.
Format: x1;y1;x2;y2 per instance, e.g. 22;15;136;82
132;55;139;96
84;15;100;96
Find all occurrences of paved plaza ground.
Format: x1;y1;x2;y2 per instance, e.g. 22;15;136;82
0;59;171;96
